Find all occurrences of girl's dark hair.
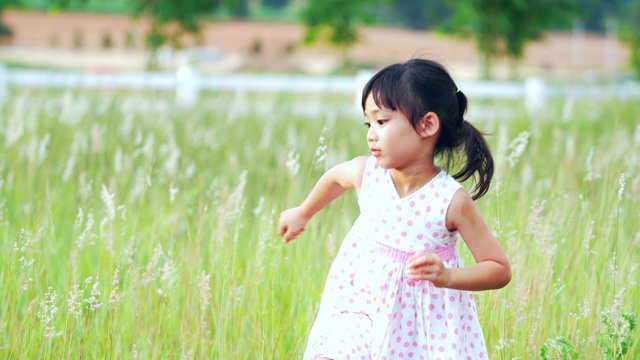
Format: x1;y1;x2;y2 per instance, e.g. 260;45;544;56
361;58;494;200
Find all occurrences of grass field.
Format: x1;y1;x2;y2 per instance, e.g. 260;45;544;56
0;88;638;359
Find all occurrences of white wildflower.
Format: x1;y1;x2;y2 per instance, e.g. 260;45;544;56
552;278;565;295
13;229;25;252
21;277;33;293
136;134;155;159
158;255;179;296
582;220;597;255
84;280;102;312
141;246;163;285
14;229;35;273
617;173;625;201
494;338;515;351
286;150;300;176
169;183;179;204
117;205;126;220
18;256;34;270
326;233;337;257
38;287;61;338
100;184;116;220
123;237;136;265
75;208;84;229
109;267;122;305
580;297;590;319
77;173;93;200
68;284;83;318
17;229;28;251
76;210;95;249
506;131;530;167
197;271;211;321
37;133;51;165
252;196;265;217
600;288;627;329
313;127;328;167
162;137;181;178
62;154;76;183
233;285;244;303
609;252;618;275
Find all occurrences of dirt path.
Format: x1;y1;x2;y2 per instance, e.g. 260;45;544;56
0;10;631;80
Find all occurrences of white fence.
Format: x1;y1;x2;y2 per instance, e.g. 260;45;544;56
1;65;640;107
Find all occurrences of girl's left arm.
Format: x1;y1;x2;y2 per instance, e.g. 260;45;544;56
407;189;511;291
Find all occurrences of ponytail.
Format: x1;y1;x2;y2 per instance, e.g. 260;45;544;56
453;121;494;200
435;89;494;200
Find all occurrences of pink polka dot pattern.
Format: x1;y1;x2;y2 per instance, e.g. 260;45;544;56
303;156;488;360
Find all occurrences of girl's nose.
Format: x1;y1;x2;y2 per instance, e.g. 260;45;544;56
367;127;377;142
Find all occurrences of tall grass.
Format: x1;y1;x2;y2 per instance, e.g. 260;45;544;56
0;88;637;359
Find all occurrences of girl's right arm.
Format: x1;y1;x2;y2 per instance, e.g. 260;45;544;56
278;156;368;243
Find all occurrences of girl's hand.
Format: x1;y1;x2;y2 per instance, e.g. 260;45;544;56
406;252;450;288
277;207;310;243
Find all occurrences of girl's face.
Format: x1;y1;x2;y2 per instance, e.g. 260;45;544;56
363;93;426;170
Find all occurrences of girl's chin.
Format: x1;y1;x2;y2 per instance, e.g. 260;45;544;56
374;157;393;169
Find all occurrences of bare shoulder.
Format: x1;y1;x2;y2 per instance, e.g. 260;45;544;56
350;156;369;174
330;155;369;191
350;156;369;192
445;187;480;231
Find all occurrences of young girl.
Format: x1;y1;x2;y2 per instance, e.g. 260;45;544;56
278;58;511;360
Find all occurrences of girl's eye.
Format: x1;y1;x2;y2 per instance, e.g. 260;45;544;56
363;122;371;129
377;119;387;125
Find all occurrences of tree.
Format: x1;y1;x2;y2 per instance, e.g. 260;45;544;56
619;0;640;79
392;0;453;30
0;0;21;41
131;0;230;69
46;0;231;69
298;0;380;68
446;0;578;79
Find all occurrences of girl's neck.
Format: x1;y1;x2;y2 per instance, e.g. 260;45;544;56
389;162;440;198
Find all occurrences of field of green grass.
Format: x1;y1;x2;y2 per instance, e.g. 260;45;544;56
0;88;638;359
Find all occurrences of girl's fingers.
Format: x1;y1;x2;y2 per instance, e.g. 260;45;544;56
282;227;305;243
407;252;438;269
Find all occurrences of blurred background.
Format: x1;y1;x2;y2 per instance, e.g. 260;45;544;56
1;2;639;359
0;0;639;82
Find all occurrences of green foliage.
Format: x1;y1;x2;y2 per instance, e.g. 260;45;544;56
15;0;134;13
0;0;20;36
0;0;21;13
298;0;380;51
445;0;578;78
540;337;580;360
0;22;13;36
598;311;637;359
130;0;227;68
132;0;213;46
618;0;640;79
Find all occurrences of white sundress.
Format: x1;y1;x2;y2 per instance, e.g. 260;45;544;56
303;156;488;360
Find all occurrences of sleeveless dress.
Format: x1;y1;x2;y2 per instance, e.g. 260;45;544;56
303;156;488;360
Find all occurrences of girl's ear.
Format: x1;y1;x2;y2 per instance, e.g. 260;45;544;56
416;112;439;138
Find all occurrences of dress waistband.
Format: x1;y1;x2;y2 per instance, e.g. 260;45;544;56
373;241;457;263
